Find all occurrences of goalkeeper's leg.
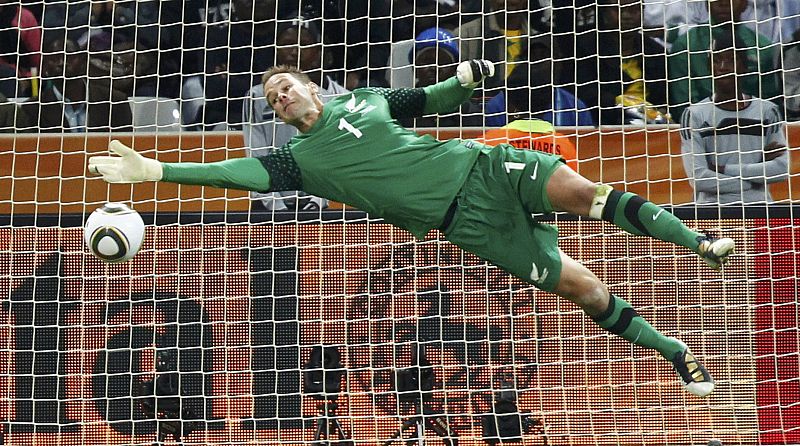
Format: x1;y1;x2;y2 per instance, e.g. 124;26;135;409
554;250;715;397
545;166;735;270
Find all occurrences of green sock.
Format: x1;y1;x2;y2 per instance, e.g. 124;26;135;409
591;295;684;359
602;190;702;252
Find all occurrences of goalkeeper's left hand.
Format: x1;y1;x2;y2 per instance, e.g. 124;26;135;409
456;59;495;88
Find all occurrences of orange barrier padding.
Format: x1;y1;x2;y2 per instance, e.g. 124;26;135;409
0;133;249;214
428;124;799;205
1;125;798;214
477;126;578;171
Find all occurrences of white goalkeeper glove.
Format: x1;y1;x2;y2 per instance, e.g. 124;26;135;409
87;140;163;183
456;59;495;88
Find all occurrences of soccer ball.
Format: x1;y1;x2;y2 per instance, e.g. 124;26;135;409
84;202;145;262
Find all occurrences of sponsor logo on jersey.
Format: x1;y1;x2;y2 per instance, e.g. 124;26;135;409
345;94;377;115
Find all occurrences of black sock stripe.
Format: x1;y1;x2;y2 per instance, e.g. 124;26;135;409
624;194;652;236
591;294;616;323
601;190;624;222
607;307;640;335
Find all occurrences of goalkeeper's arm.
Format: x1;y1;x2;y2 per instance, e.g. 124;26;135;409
423;59;495;114
161;159;271;191
372;59;494;119
88;140;272;192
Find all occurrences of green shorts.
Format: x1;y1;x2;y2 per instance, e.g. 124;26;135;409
443;144;565;292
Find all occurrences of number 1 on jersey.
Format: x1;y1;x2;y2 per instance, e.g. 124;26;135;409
504;162;525;173
338;117;363;138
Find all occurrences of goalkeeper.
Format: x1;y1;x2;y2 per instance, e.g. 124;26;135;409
89;60;733;398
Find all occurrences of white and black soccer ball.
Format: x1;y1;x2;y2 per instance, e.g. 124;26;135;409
84;203;145;262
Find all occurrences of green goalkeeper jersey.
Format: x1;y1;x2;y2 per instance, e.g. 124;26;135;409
256;77;483;239
162;77;482;238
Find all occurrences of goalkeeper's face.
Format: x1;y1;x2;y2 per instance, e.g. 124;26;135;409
264;73;323;126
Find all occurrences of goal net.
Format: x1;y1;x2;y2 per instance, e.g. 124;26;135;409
0;1;798;445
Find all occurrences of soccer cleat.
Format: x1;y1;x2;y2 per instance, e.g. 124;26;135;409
669;339;715;397
696;234;735;270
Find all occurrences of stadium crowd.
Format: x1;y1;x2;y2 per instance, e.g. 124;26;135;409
0;0;798;132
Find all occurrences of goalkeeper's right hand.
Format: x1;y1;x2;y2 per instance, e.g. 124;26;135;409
88;140;163;183
456;59;495;88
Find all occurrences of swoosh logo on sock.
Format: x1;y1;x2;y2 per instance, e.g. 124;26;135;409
652;209;665;221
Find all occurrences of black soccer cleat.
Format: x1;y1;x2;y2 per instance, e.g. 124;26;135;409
669;338;715;397
696;234;735;271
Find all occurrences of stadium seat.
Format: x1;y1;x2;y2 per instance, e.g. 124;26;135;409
128;96;181;132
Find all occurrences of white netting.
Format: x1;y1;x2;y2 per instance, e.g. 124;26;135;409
0;1;799;445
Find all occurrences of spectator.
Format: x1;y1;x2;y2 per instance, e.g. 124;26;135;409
299;0;391;89
455;0;543;89
552;0;598;61
111;0;182;98
42;0;179;98
200;0;286;129
785;29;800;120
0;1;41;98
42;0;161;51
242;16;348;211
642;0;708;46
386;26;459;89
413;28;460;88
180;0;236;129
390;0;460;43
486;35;595;127
149;1;183;98
668;0;782;117
590;0;670;124
739;0;800;44
43;0;122;45
343;1;392;89
397;27;483;127
640;0;800;46
680;31;788;205
551;0;600;123
19;37;132;132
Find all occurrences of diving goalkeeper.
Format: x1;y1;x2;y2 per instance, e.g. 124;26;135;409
88;60;734;398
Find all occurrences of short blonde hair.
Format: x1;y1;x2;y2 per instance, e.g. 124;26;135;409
261;65;312;88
